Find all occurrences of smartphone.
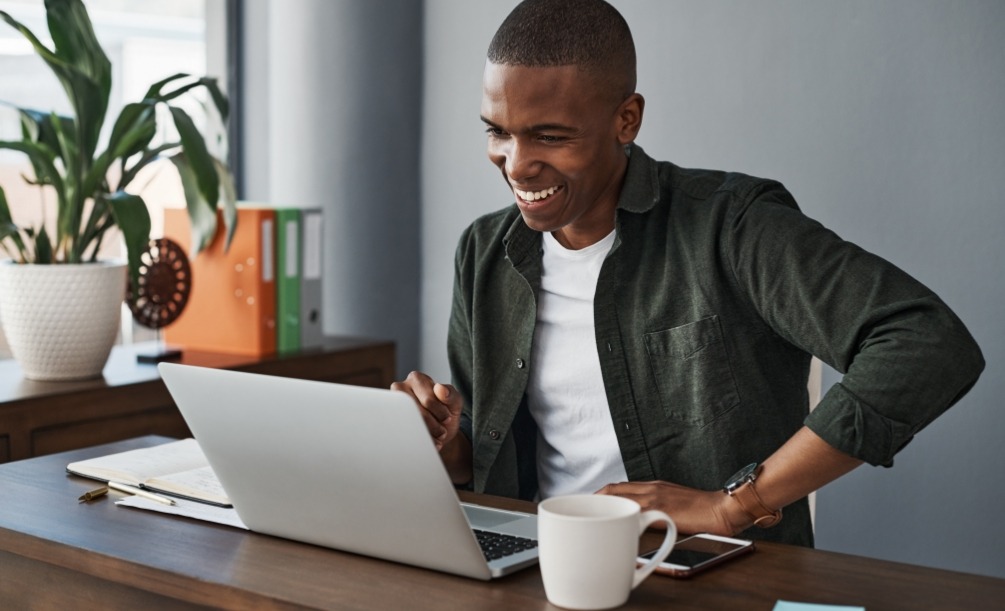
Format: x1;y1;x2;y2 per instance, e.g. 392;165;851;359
637;533;754;578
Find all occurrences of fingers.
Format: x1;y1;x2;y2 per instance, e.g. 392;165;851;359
596;481;675;512
391;371;451;420
391;371;461;447
595;482;667;529
596;481;651;497
433;382;459;412
596;481;733;536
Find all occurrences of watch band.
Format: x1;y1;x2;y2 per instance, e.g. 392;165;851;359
725;465;782;528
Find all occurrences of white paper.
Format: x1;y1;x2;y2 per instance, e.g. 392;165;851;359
145;465;230;506
116;496;248;530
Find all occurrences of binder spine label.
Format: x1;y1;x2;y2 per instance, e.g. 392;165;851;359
261;219;274;282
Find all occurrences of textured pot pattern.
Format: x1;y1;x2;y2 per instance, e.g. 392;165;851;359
0;261;127;381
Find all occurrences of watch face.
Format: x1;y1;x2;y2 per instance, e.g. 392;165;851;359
725;462;758;490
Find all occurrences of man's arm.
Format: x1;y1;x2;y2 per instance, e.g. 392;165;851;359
599;426;862;536
391;372;473;485
439;429;473;485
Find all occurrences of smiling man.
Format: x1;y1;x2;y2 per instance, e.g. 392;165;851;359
392;0;983;546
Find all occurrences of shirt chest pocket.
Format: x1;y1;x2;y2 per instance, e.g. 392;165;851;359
643;315;740;427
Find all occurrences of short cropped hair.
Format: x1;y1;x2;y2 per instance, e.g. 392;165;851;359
487;0;637;100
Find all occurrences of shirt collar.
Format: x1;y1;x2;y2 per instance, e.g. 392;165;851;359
616;143;661;214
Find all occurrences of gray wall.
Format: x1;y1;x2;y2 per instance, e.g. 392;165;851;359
241;0;423;374
422;1;1005;577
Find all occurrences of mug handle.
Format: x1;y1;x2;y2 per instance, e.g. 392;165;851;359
632;510;677;589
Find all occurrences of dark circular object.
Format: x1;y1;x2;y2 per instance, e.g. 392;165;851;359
127;237;191;330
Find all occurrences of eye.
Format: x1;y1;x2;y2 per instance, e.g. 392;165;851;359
537;134;566;143
485;126;507;138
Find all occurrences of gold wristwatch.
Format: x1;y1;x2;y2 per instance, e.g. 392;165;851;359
723;463;782;528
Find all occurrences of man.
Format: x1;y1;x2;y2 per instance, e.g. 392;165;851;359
392;0;983;546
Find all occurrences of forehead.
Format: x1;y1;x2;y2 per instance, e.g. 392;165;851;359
480;61;605;126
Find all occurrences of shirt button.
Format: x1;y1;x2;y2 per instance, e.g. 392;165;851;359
489;430;501;440
515;358;525;369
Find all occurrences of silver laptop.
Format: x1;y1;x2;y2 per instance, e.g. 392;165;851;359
158;362;538;580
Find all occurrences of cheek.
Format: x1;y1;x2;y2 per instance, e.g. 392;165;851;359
554;154;595;186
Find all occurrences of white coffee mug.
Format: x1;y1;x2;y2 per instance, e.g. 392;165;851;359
537;494;677;610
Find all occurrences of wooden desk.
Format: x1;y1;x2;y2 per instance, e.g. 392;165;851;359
1;438;1003;609
0;338;395;463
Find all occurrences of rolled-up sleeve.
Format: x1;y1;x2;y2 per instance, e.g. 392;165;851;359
728;183;985;467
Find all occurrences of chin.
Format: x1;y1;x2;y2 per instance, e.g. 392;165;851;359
517;213;559;234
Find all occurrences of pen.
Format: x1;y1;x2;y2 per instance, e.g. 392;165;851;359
78;486;108;503
107;481;176;506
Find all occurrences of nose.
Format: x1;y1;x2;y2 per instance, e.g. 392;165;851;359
490;139;540;183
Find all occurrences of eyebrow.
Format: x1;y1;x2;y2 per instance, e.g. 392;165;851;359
480;116;579;134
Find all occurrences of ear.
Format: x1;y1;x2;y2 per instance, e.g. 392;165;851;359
615;93;645;145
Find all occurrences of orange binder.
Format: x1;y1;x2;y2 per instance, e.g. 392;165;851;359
163;207;277;356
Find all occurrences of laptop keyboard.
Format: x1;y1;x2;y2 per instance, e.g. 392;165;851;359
473;529;538;561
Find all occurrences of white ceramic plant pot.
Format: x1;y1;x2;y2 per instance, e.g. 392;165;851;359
0;261;127;381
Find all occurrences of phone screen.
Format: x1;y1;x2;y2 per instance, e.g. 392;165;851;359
640;536;748;569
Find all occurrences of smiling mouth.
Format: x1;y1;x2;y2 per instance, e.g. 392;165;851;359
514;185;563;203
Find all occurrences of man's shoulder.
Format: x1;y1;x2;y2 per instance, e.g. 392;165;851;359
621;146;792;216
663;162;786;204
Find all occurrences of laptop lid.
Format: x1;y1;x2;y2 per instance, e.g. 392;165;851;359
157;363;537;580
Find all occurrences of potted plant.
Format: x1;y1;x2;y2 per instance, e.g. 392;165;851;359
0;0;236;380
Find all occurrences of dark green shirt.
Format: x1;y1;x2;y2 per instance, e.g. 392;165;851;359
448;145;983;546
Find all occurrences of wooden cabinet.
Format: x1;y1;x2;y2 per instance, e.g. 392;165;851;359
0;337;395;463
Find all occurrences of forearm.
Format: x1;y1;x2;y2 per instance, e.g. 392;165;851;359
720;426;863;532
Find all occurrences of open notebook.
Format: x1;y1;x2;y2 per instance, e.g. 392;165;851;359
67;438;230;507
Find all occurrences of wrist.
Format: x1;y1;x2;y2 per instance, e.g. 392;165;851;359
715;488;754;535
722;463;782;529
441;431;473;485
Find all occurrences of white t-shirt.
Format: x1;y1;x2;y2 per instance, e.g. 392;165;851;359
527;229;628;499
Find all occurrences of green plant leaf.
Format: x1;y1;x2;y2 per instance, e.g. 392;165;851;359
107;102;157;159
143;72;190;100
215;158;238;251
0;140;67;199
170;153;218;256
169;106;219;211
86;102;157;197
47;110;83;256
17;109;75;181
104;191;151;287
43;0;111;159
0;186;29;261
2;4;109;166
197;77;229;123
33;225;54;263
148;73;230;121
0;11;63;65
78;194;110;256
118;141;180;190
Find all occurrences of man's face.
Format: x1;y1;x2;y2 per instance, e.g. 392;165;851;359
480;62;641;249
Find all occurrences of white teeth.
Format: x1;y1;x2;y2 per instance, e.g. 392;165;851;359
517;186;558;201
